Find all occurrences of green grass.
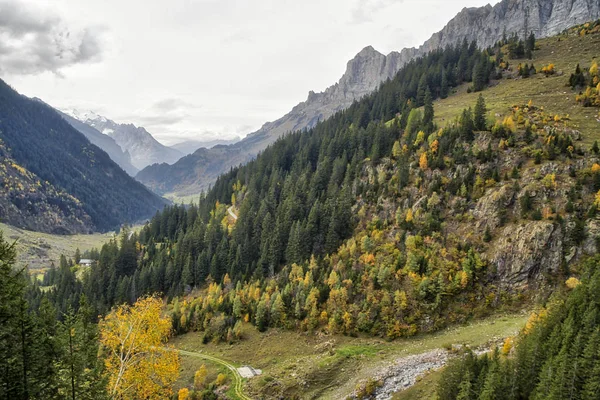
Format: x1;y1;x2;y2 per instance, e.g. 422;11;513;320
0;222;116;271
164;192;202;204
336;344;381;358
172;312;528;400
434;33;600;144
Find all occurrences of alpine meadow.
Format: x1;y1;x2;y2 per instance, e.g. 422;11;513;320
2;1;600;399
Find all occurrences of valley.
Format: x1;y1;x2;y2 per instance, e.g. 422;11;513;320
0;222;114;272
171;313;528;399
2;1;600;400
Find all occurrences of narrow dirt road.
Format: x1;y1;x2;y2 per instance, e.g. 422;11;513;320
227;206;238;221
177;349;251;400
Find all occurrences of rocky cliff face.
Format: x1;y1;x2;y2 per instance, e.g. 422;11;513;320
269;0;600;139
137;0;600;196
419;0;600;52
66;110;183;170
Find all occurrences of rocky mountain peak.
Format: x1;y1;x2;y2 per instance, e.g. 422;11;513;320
63;109;183;170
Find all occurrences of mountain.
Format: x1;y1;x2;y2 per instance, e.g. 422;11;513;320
170;136;241;155
27;17;600;400
45;106;139;176
50;19;600;356
0;79;167;233
66;110;183;170
137;0;600;196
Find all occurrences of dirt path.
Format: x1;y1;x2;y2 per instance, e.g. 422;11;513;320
176;349;252;400
227;206;238;221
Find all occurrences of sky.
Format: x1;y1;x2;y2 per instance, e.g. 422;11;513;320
0;0;495;146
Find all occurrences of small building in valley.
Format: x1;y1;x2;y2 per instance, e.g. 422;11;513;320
79;259;95;267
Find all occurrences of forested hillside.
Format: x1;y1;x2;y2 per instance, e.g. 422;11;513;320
15;17;600;400
0;80;167;233
39;27;600;327
437;256;600;400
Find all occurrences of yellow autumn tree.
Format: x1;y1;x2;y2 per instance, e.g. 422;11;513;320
100;296;180;400
419;152;428;170
565;277;581;289
414;130;426;146
178;388;190;400
405;208;414;223
430;139;439;154
194;365;208;390
215;373;228;386
590;61;598;77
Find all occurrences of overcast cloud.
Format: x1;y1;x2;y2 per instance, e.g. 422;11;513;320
0;0;105;75
1;0;495;145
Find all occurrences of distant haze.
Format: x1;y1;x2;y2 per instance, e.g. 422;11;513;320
1;0;493;145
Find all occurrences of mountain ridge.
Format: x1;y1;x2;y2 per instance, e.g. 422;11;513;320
137;0;600;197
170;137;241;155
65;109;184;170
0;80;168;233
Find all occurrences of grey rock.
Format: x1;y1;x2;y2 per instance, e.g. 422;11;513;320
489;221;563;283
583;218;600;255
473;184;515;231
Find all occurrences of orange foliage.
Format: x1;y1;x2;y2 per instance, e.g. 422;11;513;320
419;152;428;170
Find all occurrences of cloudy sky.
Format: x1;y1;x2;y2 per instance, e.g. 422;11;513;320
1;0;495;145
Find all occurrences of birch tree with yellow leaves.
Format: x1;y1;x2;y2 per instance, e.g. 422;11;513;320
100;296;179;399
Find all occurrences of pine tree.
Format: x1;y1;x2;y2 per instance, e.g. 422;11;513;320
440;68;449;99
474;94;488;131
416;74;428;106
526;32;535;59
483;226;492;242
423;88;435;133
459;108;475;141
473;54;488;92
456;371;474;400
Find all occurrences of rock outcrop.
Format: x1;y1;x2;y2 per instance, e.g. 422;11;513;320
137;0;600;196
489;221;564;283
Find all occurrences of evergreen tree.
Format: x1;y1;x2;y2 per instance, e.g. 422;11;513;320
423;88;435;133
440;68;449;99
416;73;428;106
473;54;489;92
474;94;488;131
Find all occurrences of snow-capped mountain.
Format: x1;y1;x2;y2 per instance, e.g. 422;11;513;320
65;109;183;170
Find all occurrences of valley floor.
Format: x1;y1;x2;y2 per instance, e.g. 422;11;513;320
0;222;115;273
171;312;528;399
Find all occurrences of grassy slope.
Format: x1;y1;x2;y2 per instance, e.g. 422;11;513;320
172;313;527;399
434;33;600;144
0;222;115;272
